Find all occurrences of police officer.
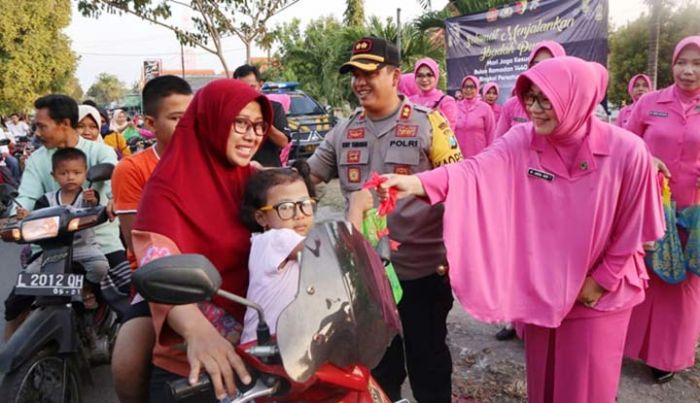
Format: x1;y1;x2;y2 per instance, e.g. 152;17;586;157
308;37;462;403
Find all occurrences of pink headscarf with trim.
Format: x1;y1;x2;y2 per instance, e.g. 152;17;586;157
627;74;652;102
527;41;566;67
460;75;481;107
482;82;500;98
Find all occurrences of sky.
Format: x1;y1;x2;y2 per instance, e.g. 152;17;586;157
66;0;649;90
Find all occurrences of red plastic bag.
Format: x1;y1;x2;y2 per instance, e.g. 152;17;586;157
362;172;397;216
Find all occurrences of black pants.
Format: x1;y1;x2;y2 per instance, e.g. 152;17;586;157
372;273;454;403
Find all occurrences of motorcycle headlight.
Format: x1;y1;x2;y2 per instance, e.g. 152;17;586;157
67;215;99;232
21;216;60;242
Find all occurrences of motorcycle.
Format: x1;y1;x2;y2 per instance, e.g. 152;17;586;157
134;221;406;403
0;163;120;403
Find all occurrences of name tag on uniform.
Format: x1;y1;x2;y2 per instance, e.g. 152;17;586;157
528;168;554;182
514;117;528;123
649;111;668;118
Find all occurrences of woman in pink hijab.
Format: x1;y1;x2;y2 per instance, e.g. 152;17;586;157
380;57;664;403
409;58;458;129
482;82;502;123
454;75;495;156
615;74;652;128
624;35;700;383
398;73;419;98
494;40;566;138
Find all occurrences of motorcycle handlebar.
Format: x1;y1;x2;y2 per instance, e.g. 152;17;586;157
167;367;268;402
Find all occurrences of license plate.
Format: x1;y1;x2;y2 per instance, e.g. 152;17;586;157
15;273;84;296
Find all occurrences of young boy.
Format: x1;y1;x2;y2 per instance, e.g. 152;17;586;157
110;75;193;403
17;148;110;303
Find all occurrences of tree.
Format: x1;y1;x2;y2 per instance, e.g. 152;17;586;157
78;0;300;76
608;2;699;106
64;77;85;101
415;0;513;31
0;0;78;114
344;0;365;27
270;15;447;110
86;73;128;106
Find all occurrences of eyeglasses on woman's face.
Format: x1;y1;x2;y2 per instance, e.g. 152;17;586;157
524;91;553;111
233;117;269;137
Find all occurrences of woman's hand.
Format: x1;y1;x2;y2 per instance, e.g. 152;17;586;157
377;174;426;201
577;276;605;308
653;158;671;178
183;322;251;400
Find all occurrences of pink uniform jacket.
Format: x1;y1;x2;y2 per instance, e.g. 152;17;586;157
417;57;664;328
410;58;458;129
455;76;495;157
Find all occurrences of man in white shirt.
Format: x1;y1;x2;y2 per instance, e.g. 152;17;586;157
0;126;20;180
6;113;30;140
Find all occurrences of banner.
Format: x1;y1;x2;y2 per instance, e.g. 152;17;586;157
445;0;608;102
143;60;162;83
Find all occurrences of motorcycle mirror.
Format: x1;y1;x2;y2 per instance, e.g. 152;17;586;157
133;254;222;305
86;163;115;183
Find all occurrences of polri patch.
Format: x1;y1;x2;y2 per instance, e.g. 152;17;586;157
347;167;361;183
396;124;418;138
347;128;365;139
394;165;411;175
347;150;361;163
649;111;669;118
527;168;554;182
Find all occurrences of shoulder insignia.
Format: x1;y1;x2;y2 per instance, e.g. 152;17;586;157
400;104;413;120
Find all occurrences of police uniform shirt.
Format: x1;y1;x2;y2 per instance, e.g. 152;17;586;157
308;96;462;280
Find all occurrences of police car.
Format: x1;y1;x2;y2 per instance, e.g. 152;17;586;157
262;82;335;160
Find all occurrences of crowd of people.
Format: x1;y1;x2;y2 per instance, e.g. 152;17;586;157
0;32;698;403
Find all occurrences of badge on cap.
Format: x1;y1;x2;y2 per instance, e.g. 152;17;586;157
400;105;412;120
347;128;365;139
353;39;373;54
347;167;361;183
347;150;361;164
396;125;418;138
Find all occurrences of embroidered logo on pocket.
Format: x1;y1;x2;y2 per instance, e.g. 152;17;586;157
347;150;361;163
347;128;365;139
347;167;362;183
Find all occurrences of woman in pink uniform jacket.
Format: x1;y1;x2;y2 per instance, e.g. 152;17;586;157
615;74;652;128
494;41;567;138
482;82;502;123
624;35;700;383
380;57;664;403
398;73;419;98
455;75;495;157
410;58;458;129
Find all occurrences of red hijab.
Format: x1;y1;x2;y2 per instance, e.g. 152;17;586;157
135;79;272;317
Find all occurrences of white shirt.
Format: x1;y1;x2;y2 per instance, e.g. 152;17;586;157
6;121;29;139
0;128;11;154
241;228;305;343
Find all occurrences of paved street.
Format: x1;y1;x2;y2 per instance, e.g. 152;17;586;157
0;241;119;402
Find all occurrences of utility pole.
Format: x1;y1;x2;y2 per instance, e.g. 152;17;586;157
396;8;402;62
180;42;186;79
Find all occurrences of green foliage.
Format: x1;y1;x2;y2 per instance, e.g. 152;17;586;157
415;0;513;30
270;15;446;109
344;0;365;27
86;73;128;106
608;2;700;106
0;0;78;114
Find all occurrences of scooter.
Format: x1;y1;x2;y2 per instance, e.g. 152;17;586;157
0;163;119;403
134;221;406;403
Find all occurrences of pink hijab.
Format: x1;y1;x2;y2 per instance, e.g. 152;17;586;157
460;75;481;107
672;36;700;108
627;74;652;102
527;40;566;67
418;56;664;327
398;73;419;98
482;82;499;99
410;58;458;128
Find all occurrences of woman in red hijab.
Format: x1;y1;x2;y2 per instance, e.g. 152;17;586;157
131;79;272;401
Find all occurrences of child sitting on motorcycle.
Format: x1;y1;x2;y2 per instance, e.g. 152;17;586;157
16;148;109;307
239;160;316;343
